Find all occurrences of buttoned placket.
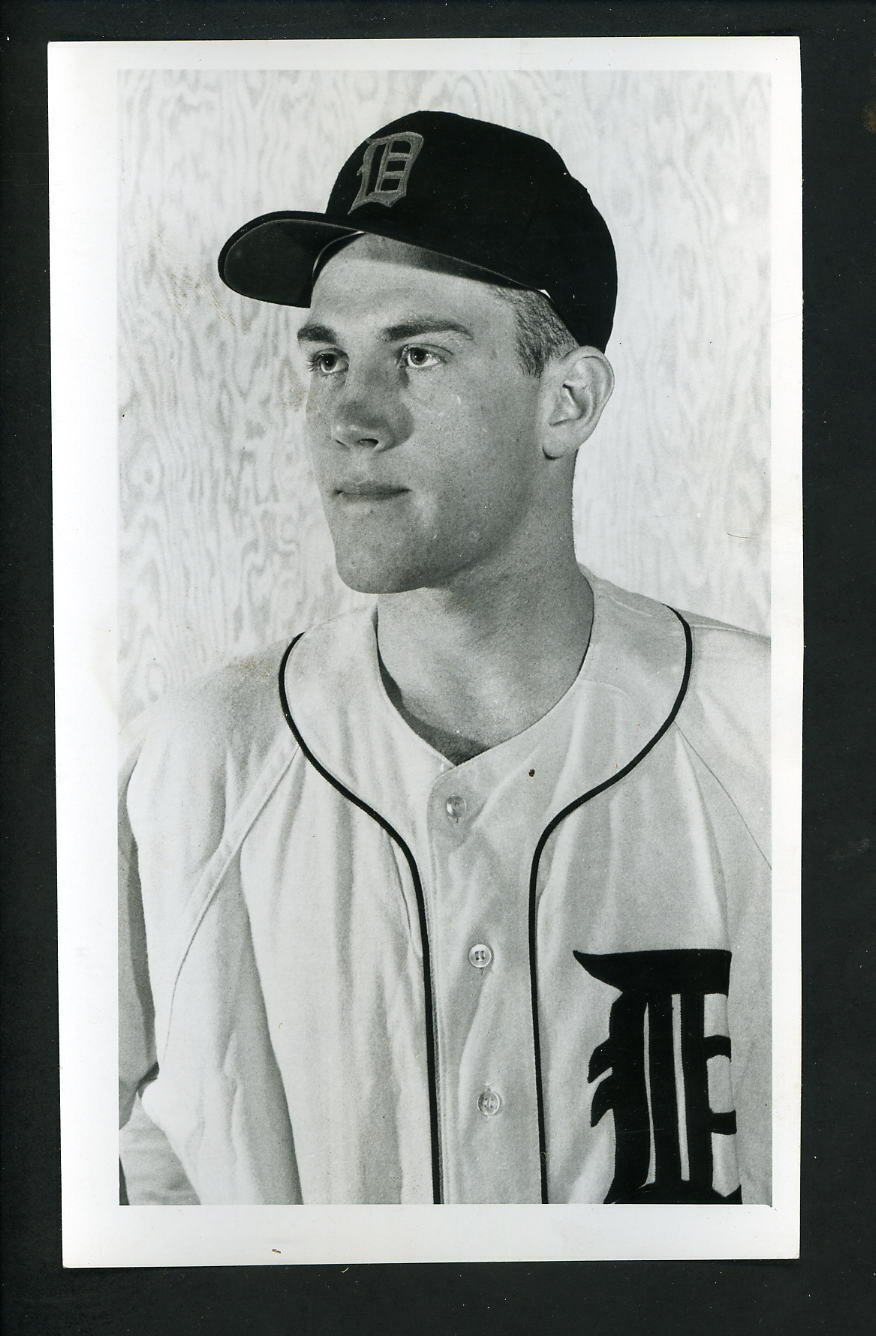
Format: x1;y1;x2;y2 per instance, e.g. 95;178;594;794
419;761;544;1204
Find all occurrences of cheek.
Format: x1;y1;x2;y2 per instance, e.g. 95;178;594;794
427;422;516;521
304;383;327;435
303;390;336;474
449;398;532;477
455;406;542;520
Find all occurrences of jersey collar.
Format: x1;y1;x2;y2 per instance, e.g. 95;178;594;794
279;572;691;843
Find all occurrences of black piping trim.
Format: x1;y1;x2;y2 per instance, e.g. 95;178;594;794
277;635;443;1204
527;608;693;1203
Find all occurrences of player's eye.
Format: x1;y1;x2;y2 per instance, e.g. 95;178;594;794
305;350;346;376
400;345;442;370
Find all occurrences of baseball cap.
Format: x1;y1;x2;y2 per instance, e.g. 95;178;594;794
218;109;617;351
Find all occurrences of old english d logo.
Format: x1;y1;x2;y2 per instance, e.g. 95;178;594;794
574;949;741;1204
349;131;425;210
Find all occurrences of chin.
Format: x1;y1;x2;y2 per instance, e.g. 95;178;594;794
333;552;423;595
330;526;467;594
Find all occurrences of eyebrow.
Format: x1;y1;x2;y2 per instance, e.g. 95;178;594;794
297;321;339;345
297;318;475;345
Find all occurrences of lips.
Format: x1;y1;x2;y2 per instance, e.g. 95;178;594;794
334;481;409;500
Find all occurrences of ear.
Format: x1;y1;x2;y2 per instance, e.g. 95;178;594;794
540;347;614;460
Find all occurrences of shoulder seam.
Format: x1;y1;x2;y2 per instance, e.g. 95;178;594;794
674;719;770;868
157;732;301;1061
684;616;769;645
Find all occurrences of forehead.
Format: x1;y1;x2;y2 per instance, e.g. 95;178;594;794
308;234;515;332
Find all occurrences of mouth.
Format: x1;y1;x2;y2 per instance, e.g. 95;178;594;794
333;482;409;501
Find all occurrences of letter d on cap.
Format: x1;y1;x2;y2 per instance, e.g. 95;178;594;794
349;132;425;210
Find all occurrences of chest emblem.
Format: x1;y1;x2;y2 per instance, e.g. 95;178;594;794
574;949;741;1203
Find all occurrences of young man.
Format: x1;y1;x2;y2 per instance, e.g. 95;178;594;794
119;111;770;1205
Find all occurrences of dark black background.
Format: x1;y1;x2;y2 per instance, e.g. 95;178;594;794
1;3;873;1332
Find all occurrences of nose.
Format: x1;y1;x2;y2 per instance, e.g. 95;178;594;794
329;364;408;453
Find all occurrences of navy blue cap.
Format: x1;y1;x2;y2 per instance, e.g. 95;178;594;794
218;110;617;351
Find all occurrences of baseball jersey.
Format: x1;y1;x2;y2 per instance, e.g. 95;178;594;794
119;571;771;1205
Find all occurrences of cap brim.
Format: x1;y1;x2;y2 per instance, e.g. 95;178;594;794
218;209;541;311
218;211;365;307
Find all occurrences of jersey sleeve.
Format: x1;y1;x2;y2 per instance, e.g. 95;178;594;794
678;617;770;861
119;705;201;1203
117;644;292;1204
678;617;772;1203
118;708;155;1131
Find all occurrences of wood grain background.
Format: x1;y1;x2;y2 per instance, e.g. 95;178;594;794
118;68;770;724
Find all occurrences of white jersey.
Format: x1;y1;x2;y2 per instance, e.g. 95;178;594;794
119;572;770;1205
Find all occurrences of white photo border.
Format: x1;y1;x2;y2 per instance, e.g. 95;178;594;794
51;36;801;1267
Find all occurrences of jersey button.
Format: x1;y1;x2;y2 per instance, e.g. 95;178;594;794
477;1087;502;1117
468;943;493;970
444;794;467;824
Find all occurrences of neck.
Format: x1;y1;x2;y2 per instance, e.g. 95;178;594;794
376;544;594;764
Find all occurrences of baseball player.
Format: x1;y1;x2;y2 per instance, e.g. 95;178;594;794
119;111;770;1205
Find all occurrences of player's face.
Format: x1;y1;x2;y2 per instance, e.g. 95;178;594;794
299;235;553;594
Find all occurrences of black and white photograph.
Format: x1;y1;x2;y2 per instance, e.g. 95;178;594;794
51;36;801;1265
